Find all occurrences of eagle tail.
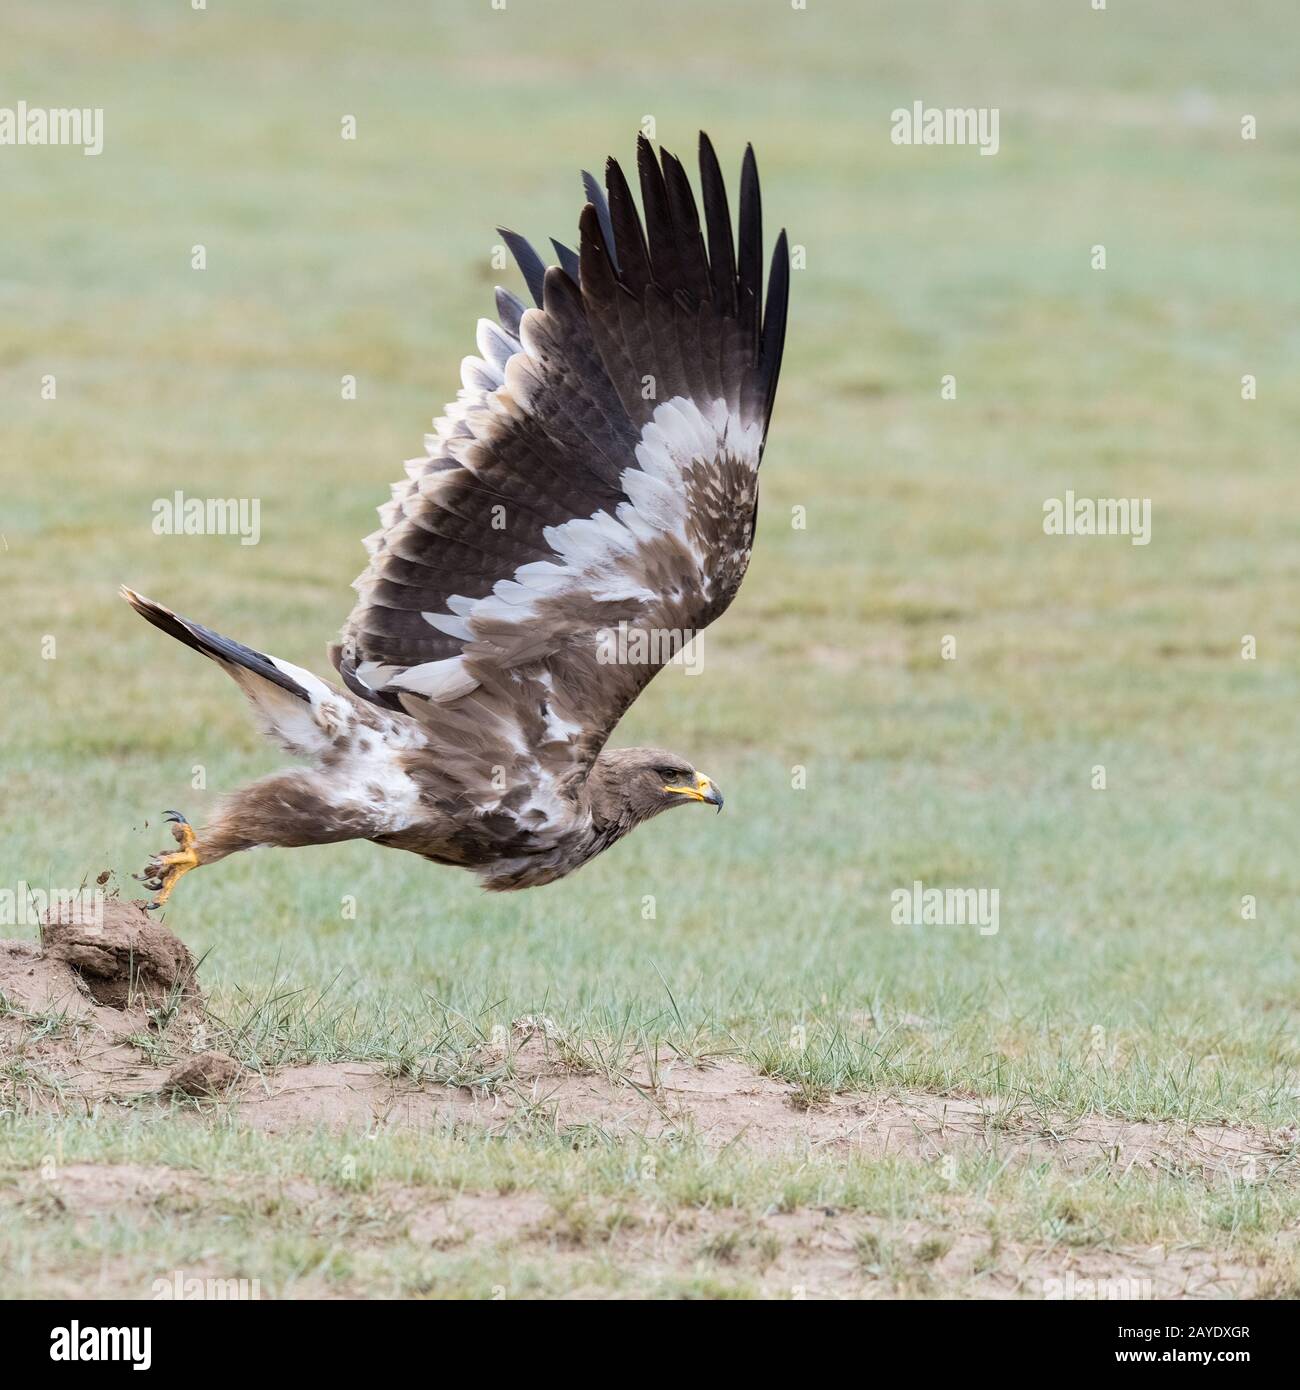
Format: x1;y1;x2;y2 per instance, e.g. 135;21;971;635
119;585;360;760
120;586;310;700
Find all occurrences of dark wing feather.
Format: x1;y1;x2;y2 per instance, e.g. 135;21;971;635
498;227;547;306
736;144;763;353
636;134;685;296
661;150;712;304
549;239;581;282
698;132;738;317
581;169;619;272
336;134;789;806
759;230;790;437
604;154;653;295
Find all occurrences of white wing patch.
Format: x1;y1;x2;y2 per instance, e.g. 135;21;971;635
351;374;760;711
386;655;478;702
423;397;763;651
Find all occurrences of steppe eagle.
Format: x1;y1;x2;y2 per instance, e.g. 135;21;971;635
123;132;788;905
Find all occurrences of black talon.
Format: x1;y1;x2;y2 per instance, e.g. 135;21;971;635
142;877;164;892
163;810;188;825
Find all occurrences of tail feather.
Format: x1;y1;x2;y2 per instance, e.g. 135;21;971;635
119;586;309;701
119;585;355;758
118;588;424;865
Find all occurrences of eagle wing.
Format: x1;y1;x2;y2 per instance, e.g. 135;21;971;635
333;133;788;812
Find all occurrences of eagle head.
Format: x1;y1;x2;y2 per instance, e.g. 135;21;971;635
590;747;724;830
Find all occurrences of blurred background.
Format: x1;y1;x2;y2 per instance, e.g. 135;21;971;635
2;0;1297;1114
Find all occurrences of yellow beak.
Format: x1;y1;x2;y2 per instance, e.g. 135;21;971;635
662;772;724;811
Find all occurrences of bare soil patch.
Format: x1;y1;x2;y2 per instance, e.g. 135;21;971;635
229;1031;1297;1184
3;1161;1280;1299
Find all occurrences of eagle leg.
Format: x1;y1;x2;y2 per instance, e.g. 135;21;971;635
137;812;201;911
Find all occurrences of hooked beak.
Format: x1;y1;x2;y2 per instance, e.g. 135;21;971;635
662;772;724;813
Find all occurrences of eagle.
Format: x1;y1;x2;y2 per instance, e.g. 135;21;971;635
122;133;788;908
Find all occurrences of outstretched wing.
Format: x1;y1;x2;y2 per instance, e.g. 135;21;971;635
333;133;788;808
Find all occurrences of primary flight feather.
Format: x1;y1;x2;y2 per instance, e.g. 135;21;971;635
122;132;789;907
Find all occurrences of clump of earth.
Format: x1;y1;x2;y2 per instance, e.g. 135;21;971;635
40;893;198;1009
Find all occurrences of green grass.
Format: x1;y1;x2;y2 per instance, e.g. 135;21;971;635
2;0;1298;1296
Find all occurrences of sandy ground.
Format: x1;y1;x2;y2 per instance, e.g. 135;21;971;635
11;1159;1276;1300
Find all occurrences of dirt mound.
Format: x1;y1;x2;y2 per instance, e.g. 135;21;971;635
41;897;197;1009
0;941;100;1023
0;885;209;1109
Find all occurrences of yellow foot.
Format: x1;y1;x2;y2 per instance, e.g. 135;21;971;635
137;811;200;911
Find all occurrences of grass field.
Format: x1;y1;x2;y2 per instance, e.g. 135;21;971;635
2;0;1298;1298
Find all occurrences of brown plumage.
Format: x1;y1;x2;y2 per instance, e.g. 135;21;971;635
122;133;788;907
